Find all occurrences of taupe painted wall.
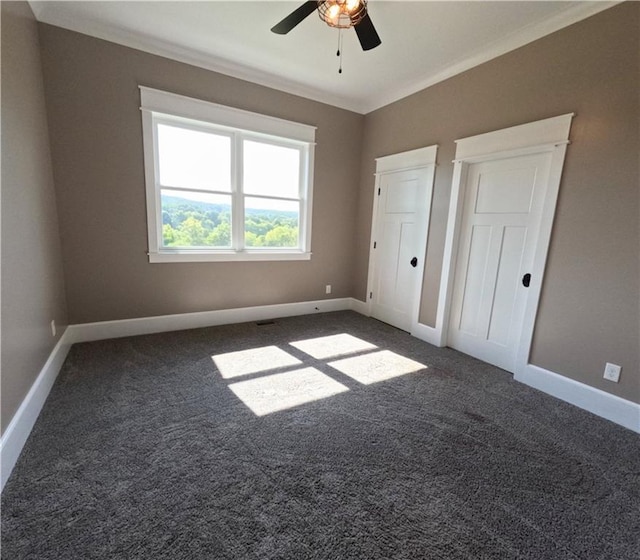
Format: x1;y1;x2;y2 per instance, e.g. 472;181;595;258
38;24;364;325
356;3;639;403
1;2;68;433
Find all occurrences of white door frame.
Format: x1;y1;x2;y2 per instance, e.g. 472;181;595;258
365;145;438;335
433;114;574;378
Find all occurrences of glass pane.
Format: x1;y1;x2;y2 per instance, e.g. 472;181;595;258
243;140;300;198
161;189;231;248
244;197;299;248
157;123;231;191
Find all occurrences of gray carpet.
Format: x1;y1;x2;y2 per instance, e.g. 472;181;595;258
2;311;639;559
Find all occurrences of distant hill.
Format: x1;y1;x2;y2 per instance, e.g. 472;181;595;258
161;193;297;220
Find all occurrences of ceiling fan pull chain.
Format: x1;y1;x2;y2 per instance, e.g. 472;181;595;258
338;28;343;74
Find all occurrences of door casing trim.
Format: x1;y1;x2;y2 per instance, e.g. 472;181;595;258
434;114;574;379
365;145;438;335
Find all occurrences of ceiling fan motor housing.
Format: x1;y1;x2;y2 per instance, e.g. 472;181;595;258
317;0;368;29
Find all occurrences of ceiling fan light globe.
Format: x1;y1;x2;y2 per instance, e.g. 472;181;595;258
346;0;360;13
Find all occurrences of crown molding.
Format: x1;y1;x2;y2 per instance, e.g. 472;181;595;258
29;1;361;113
30;1;620;116
361;1;620;113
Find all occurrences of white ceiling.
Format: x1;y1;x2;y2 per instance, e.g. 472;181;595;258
30;1;615;114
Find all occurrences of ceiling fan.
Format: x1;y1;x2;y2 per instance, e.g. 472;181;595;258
271;0;382;52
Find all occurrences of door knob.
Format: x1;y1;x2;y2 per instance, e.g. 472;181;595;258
410;257;418;268
522;273;531;287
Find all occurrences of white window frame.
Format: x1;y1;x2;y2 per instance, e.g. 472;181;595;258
139;86;316;263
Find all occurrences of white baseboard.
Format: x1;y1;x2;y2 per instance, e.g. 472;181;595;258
349;298;369;316
411;322;443;347
0;331;72;492
516;364;640;433
67;297;361;344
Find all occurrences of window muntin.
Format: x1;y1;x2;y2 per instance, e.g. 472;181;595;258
140;87;315;262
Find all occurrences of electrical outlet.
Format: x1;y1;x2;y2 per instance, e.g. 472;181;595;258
50;320;56;337
325;284;332;294
603;362;621;383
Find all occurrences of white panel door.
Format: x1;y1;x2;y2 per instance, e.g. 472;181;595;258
447;152;553;372
370;168;430;332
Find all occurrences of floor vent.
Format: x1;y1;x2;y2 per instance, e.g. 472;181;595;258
256;320;276;326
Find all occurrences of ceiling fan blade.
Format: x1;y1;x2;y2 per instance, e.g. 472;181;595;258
271;1;318;35
354;13;381;51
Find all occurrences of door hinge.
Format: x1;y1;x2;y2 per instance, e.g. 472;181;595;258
373;241;377;249
377;188;381;196
369;292;373;299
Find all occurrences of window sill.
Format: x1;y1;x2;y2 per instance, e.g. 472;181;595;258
148;250;312;263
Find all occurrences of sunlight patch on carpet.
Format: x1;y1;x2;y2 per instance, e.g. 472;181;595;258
290;333;377;360
212;346;301;379
228;367;349;416
328;350;427;385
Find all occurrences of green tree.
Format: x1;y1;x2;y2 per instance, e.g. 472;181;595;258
245;217;271;236
163;223;193;247
179;216;208;245
264;225;298;247
245;231;264;247
163;223;177;245
206;221;231;246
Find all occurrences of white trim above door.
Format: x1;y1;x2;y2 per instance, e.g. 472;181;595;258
434;114;574;376
366;145;437;334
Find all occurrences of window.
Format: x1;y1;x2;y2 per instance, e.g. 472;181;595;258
140;87;316;262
